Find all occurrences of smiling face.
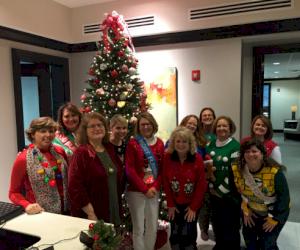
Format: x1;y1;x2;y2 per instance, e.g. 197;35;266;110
110;121;128;141
216;118;230;141
32;128;56;150
86;118;106;143
252;118;268;139
62;108;80;132
174;135;190;156
244;145;263;171
201;109;214;126
139;118;154;139
185;117;198;133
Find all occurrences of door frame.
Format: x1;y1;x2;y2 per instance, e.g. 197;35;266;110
12;49;70;151
252;43;300;119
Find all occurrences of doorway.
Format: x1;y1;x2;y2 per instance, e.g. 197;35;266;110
12;49;70;151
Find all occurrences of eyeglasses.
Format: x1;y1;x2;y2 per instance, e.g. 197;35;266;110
87;123;104;129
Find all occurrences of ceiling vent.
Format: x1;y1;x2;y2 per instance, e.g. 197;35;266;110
189;0;293;20
83;15;154;35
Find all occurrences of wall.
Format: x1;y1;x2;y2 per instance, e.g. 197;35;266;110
0;0;72;42
270;79;300;129
0;38;70;201
71;37;242;136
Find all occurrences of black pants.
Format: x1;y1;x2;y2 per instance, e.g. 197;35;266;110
242;213;287;250
169;204;198;250
211;195;241;250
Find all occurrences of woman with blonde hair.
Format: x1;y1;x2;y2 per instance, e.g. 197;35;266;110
164;126;207;249
9;117;69;214
109;114;128;164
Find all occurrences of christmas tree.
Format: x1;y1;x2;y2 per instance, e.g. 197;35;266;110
80;11;148;128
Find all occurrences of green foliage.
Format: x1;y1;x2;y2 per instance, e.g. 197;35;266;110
88;220;122;250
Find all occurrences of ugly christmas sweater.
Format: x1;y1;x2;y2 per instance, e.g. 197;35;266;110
163;152;207;211
206;137;240;198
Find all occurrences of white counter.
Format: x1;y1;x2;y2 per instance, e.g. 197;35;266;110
3;212;94;249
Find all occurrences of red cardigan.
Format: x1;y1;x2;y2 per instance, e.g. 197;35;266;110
241;136;278;157
125;137;165;193
9;145;67;209
68;143;124;221
163;152;207;211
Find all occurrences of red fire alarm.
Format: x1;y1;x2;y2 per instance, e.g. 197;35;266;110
192;70;200;81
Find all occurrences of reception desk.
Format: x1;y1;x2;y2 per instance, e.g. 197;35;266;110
3;212;93;249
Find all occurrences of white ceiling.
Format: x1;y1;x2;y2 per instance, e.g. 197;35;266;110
52;0;117;8
264;52;300;79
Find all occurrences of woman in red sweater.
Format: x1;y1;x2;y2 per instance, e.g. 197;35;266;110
9;117;69;214
164;126;207;249
125;112;165;250
68;113;124;225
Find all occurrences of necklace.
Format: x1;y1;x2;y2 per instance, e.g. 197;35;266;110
29;144;63;187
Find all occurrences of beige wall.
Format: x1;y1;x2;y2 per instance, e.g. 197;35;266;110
0;0;72;42
0;38;70;201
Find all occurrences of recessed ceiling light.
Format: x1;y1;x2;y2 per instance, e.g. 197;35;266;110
273;62;280;65
274;71;279;74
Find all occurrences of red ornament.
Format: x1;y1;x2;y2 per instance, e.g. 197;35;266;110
94;79;100;84
108;98;116;107
89;68;95;76
80;94;86;101
117;51;125;57
110;69;118;78
49;179;56;187
41;162;49;168
85;106;92;113
89;223;95;230
93;234;100;241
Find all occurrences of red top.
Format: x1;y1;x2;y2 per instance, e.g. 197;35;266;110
68;143;124;221
9;146;67;209
163;152;207;211
241;136;278;157
125;137;165;193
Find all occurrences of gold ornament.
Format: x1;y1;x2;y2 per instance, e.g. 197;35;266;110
117;101;126;108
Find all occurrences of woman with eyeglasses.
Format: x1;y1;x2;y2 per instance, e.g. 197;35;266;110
68;113;124;225
125;112;165;250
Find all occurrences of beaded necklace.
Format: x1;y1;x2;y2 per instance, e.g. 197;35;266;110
28;144;64;187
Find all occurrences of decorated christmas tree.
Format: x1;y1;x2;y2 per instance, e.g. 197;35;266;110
80;11;148;129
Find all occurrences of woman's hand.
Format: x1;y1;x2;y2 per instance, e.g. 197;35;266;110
87;213;98;221
243;211;256;227
25;203;44;214
168;207;178;221
145;187;157;198
263;217;278;232
184;207;196;222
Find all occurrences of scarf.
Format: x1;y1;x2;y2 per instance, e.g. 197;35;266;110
26;144;69;213
242;165;276;205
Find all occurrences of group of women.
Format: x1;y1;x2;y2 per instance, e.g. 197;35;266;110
8;103;290;250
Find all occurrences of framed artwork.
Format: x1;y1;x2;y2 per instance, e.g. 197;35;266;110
143;67;178;142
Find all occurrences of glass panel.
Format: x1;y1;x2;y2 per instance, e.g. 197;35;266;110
21;76;40;146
